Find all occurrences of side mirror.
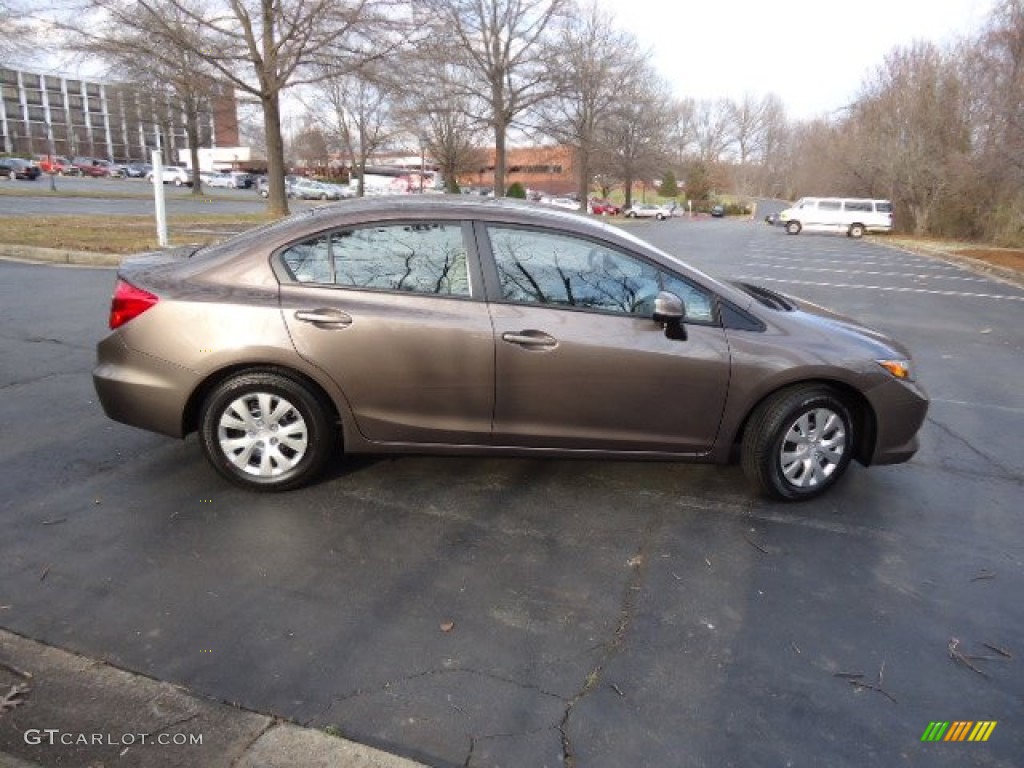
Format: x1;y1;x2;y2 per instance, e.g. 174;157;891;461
653;291;687;340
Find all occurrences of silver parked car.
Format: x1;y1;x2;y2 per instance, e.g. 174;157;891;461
624;203;673;220
94;196;928;499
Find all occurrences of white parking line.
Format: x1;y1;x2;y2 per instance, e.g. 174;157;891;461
746;254;962;271
930;398;1024;415
741;264;992;283
735;275;1024;301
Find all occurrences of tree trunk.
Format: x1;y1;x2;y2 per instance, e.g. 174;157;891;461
262;92;290;217
185;108;203;196
576;149;590;212
493;116;507;197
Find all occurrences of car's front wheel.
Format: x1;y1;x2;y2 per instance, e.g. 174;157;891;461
741;385;854;501
199;371;337;492
786;221;802;235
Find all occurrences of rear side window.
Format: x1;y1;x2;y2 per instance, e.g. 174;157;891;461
280;222;471;297
876;201;893;213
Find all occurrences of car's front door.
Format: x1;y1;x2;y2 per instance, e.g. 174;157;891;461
481;224;731;453
279;219;495;446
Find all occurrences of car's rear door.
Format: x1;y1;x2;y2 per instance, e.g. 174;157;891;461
478;222;731;453
278;218;495;446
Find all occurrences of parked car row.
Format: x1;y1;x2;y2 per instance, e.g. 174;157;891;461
0;157;42;180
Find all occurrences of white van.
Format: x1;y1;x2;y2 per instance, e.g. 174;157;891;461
778;197;893;238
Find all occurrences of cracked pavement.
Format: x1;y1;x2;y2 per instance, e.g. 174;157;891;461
2;221;1023;767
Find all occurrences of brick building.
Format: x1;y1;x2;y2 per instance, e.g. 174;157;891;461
460;144;577;195
0;66;239;162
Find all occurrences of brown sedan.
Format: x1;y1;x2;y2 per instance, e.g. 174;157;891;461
93;196;928;500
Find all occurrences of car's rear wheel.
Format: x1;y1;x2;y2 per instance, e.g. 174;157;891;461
741;385;854;501
848;223;865;238
199;371;337;492
786;221;802;235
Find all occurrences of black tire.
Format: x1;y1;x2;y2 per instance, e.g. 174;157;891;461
656;213;665;220
199;371;337;492
785;220;802;235
320;193;328;200
741;385;854;501
627;211;637;218
848;223;865;239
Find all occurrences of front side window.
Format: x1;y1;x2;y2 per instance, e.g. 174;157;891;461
280;222;470;297
487;226;713;322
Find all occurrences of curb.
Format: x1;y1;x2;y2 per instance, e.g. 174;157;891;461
0;244;122;267
0;630;426;768
885;240;1024;289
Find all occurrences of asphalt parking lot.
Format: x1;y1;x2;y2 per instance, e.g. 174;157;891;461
1;216;1022;767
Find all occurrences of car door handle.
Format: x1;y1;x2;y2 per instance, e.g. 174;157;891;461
501;330;558;349
294;309;353;327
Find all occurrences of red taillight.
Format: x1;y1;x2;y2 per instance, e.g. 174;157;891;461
109;279;158;329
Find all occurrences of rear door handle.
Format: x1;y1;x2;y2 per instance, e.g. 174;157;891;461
501;330;557;349
294;309;353;327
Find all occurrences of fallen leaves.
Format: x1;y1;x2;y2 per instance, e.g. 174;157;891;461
840;661;897;704
948;637;1013;678
0;684;31;714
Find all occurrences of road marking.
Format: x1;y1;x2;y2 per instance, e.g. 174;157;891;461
746;254;963;271
735;275;1024;301
741;264;992;283
931;398;1024;415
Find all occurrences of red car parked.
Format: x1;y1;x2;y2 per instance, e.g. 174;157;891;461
589;198;621;215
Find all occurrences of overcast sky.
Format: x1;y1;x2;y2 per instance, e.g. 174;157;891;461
600;0;994;119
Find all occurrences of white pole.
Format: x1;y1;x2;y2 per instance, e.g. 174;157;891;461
151;149;168;247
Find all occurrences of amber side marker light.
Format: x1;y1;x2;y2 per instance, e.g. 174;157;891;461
877;359;913;381
109;279;159;329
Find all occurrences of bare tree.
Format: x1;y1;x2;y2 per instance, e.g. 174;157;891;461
849;41;971;234
726;93;789;196
537;1;648;208
315;67;397;197
69;0;403;215
691;98;732;165
392;60;490;193
0;0;38;60
596;69;675;209
418;0;568;196
966;0;1024;243
64;0;216;193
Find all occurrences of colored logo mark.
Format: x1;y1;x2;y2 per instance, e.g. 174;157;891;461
921;721;997;742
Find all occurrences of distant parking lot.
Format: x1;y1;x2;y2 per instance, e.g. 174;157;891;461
0;215;1021;767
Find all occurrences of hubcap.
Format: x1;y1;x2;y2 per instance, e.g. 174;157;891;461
778;407;846;488
217;393;308;478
